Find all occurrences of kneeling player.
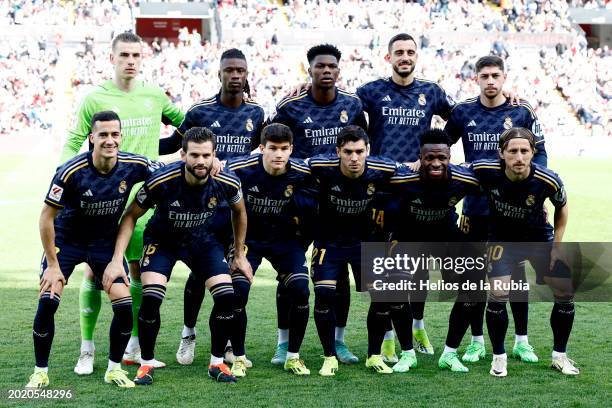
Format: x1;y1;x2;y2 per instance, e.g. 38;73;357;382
27;111;160;389
473;128;578;377
105;127;252;384
223;124;312;376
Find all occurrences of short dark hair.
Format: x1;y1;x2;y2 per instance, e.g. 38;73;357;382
111;31;142;51
336;125;368;148
261;123;293;145
388;33;417;52
221;48;246;62
499;127;535;152
476;55;504;73
182;127;217;152
91;110;121;131
307;44;341;64
420;129;450;147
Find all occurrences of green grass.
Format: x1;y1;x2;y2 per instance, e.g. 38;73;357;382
0;154;611;407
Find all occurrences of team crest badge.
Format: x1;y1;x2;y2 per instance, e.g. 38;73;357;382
448;196;458;207
246;118;254;132
504;117;513;129
142;256;150;267
367;183;376;195
118;180;127;193
208;197;218;209
143;99;154;112
339;110;348;123
284;184;294;197
525;194;535;206
418;94;427;106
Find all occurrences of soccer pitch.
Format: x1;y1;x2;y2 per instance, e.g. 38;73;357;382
0;152;610;407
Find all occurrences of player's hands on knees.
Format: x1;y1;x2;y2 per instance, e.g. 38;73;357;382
40;264;65;298
288;82;310;97
102;260;129;293
210;158;224;177
231;255;253;284
502;89;520;105
549;244;569;271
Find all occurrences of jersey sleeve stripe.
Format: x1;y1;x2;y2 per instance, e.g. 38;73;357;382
213;175;241;190
534;170;561;190
44;199;64;209
147;168;181;186
337;89;361;100
61;162;88;182
118;159;148;166
534;174;559;190
452;175;479;186
228;161;259;171
389;177;419;184
277;92;308;109
368;165;396;173
59;158;88;181
292;166;311;175
472;164;501;170
149;172;181;190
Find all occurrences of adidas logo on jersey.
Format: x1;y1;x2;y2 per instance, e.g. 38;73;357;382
303;117;313;124
412;198;422;204
82;189;93;197
211;121;221;128
331;185;342;192
382;95;392;102
467;120;477;127
491;189;500;196
170;200;181;207
249;186;260;193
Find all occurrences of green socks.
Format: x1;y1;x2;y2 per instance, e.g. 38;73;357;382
79;277;101;341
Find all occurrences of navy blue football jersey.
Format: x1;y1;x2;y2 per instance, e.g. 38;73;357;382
389;164;480;236
170;94;265;160
135;161;242;244
45;151;159;243
227;154;313;244
356;78;454;162
309;155;398;245
271;88;367;159
445;97;548;216
471;160;566;241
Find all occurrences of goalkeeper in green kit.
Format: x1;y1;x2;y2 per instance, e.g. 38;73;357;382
61;32;184;374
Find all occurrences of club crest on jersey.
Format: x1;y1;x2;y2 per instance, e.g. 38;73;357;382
448;196;458;207
284;184;294;197
246;118;254;132
525;194;535;206
367;183;376;195
208;197;218;209
339;110;348;123
503;117;513;129
118;180;127;193
418;94;427;106
142;256;150;267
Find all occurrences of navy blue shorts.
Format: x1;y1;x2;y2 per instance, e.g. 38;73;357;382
140;239;229;282
459;215;489;242
311;241;364;292
40;239;128;288
241;239;308;281
486;241;568;284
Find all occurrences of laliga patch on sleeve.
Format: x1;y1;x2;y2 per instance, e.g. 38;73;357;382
48;184;64;201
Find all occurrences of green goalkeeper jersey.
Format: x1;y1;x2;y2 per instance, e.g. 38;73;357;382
61;80;184;162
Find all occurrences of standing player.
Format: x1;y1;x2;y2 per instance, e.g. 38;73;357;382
445;55;547;364
270;44;367;365
308;126;401;376
224;123;313;377
26;111;160;389
472;128;578;377
63;32;184;373
160;48;265;367
104;127;252;384
386;129;482;373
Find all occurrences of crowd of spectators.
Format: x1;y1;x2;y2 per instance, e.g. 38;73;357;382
0;38;56;135
0;0;609;138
